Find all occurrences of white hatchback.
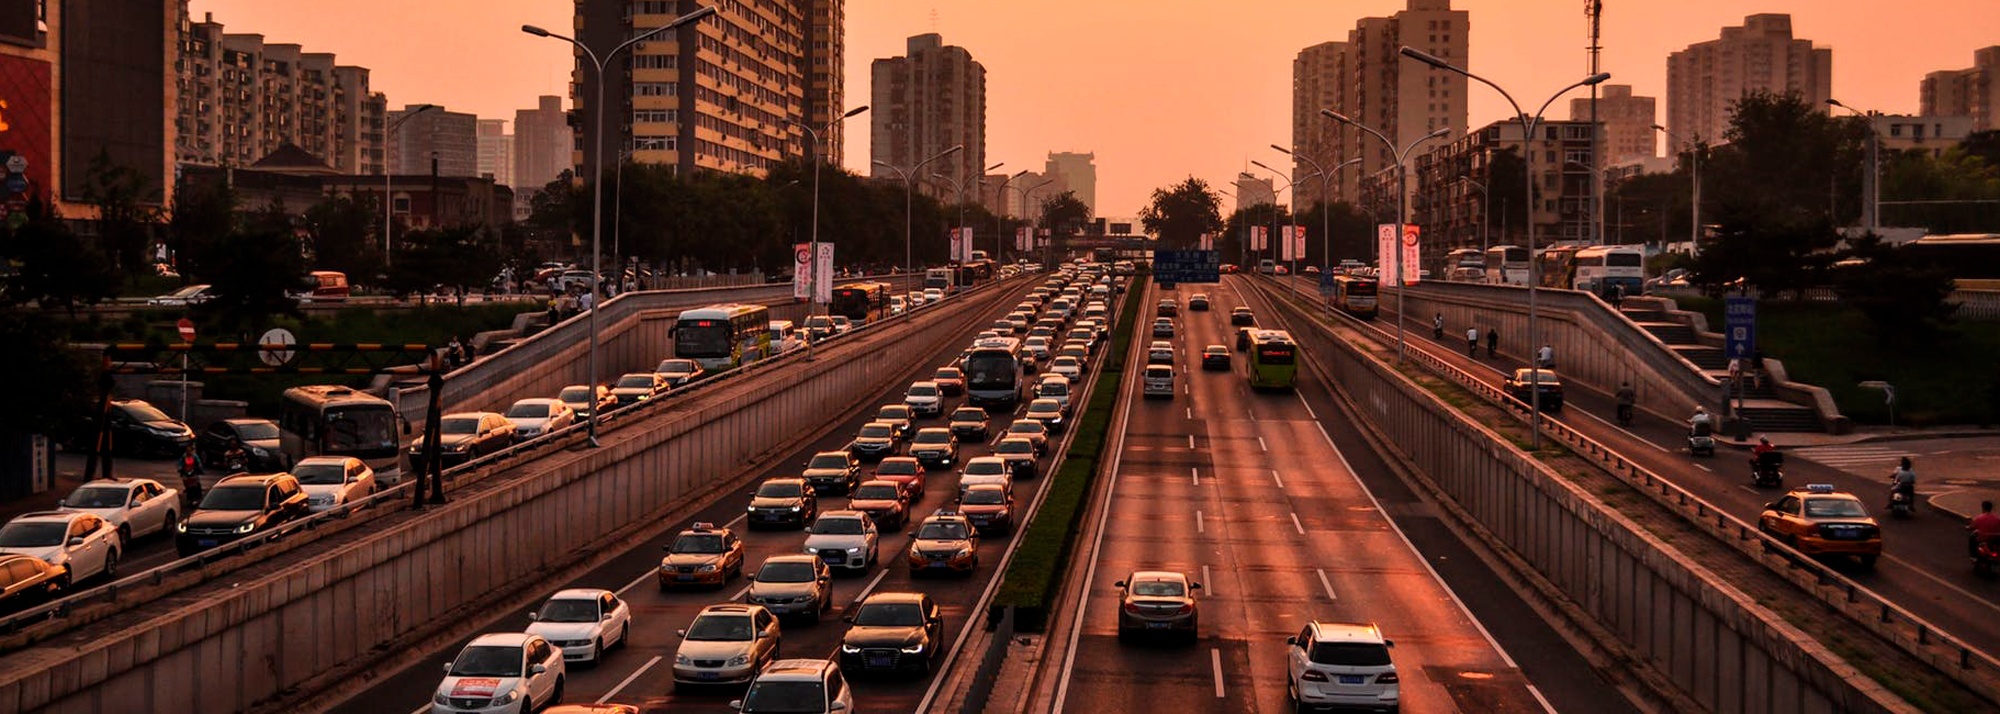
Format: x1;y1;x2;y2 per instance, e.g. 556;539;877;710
904;381;944;417
1286;621;1400;713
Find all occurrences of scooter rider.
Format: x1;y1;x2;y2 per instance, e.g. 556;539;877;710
1433;313;1445;340
1688;406;1713;432
1889;456;1917;503
1970;501;2000;557
1615;382;1637;424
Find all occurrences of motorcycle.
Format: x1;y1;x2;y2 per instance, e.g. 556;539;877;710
177;452;204;507
1887;476;1916;518
1750;450;1784;488
1974;536;2000;576
1687;421;1716;457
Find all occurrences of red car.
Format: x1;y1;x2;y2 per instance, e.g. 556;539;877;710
933;366;966;396
872;456;929;502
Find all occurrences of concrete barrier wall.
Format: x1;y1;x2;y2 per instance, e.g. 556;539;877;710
1265;290;1908;714
0;278;1014;714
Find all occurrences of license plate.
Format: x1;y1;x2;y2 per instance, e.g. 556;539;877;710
1339;675;1365;684
867;655;893;668
197;540;216;547
698;672;719;681
1146;621;1170;629
928;561;948;569
676;575;695;581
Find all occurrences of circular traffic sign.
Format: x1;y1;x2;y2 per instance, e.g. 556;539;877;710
258;328;297;367
176;317;195;343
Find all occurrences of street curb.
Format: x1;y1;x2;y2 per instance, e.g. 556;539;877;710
1717;428;1999;450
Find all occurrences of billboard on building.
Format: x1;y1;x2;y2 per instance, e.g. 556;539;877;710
0;52;51;209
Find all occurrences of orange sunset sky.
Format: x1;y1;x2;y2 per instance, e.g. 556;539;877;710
190;1;1999;218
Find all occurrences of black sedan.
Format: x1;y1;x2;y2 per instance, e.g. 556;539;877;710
197;418;286;472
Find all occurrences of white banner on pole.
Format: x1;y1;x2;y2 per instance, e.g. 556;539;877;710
1251;226;1267;251
1376;224;1399;286
793;242;811;299
1401;225;1422;284
949;233;964;264
1016;227;1030;252
1198;233;1213;251
959;227;976;262
1293;225;1308;262
813;242;834;303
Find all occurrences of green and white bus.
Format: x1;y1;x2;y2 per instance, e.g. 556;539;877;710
1246;330;1298;391
673;303;773;372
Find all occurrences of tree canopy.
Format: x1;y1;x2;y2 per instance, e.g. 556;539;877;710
1140;178;1224;248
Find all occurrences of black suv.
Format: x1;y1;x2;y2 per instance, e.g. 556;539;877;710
176;473;310;556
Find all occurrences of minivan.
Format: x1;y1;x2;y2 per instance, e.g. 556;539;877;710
1142;365;1175;399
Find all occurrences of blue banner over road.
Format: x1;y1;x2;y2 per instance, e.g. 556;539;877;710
1152;249;1220;284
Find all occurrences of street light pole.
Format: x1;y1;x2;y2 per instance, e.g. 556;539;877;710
382;104;436;269
1826;99;1881;235
1651;125;1703;256
1015;179;1055;264
989;169;1029;262
1270;146;1360;281
1318;111;1450;363
613;142;634;290
1251;159;1318;298
1402;45;1609;448
931;161;1000;260
522;4;716;447
872;144;964;279
786;105;871;360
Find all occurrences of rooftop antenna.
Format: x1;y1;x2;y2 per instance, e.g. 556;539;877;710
930;8;939;33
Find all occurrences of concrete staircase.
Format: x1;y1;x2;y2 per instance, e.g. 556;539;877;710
1621;303;1828;433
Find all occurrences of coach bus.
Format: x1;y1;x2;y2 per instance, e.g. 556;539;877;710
962;336;1026;408
1331;275;1379;319
1246;330;1299;390
1537;245;1644;298
1484;245;1531;285
279;385;403;483
829;281;892;326
673;303;773;372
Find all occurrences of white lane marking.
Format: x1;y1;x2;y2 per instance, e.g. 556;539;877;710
616;513;747;597
1192;467;1201;486
1271;469;1285;489
1196;510;1204;533
1202;565;1214;595
1571;408;1671;454
1210;648;1227;698
1737;485;1760;495
1258;436;1268;452
1189;434;1196;450
1299;392;1318;419
1697;463;1714;472
1289;512;1307;535
731;584;750;601
1316;568;1339;601
1248;407;1257;422
1186;407;1193;420
597;655;663;703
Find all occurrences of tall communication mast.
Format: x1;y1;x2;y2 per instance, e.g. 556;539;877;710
1586;0;1604;245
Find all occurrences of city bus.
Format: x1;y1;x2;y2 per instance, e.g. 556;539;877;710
1247;330;1299;391
672;303;773;372
1441;249;1483;280
279;385;403;484
1568;245;1646;298
954;259;996;289
1484;245;1531;285
962;336;1026;408
1331;275;1379;319
829;281;892;326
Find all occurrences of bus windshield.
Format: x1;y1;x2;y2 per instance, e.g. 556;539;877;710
323;407;397;454
674;323;732;357
964;353;1018;389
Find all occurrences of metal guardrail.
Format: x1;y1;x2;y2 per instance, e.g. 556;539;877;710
0;274;1015;639
1249;277;2000;703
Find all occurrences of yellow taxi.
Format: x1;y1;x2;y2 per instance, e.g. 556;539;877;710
1757;484;1882;569
658;522;746;590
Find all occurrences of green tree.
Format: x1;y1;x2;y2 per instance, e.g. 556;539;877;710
1879;148;2000;233
1139;178;1224;248
1037;191;1091;237
1222;203;1294;265
1834;235;1958;344
1961;130;2000;169
301;194;382;281
78;150;161;276
189;208;308;329
0;199;120;314
170;177;239;282
1294;201;1377;266
1690;91;1864;292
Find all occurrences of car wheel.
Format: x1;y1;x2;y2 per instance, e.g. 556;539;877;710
117;524;132;545
617;623;629;650
592;638;604;665
1859;554;1879;570
103;549;119;580
517;696;532;714
162;511;178;535
551;676;564;706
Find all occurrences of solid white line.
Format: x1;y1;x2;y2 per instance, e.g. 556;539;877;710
1196;510;1204;533
1697;463;1714;472
1192;467;1200;486
731;584;750;601
597;655;663;703
1202;564;1214;595
1271;469;1285;489
1298;392;1318;419
1289;512;1306;535
1316;568;1338;601
1527;685;1558;713
1258;436;1268;452
1210;648;1227;698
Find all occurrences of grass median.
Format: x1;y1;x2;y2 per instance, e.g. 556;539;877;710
992;273;1147;632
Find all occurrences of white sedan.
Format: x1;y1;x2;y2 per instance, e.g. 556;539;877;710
526;588;632;665
432;632;567;714
1049;356;1084;380
57;477;180;541
802;511;879;571
904;381;944;417
292;456;377;514
504;398;576;439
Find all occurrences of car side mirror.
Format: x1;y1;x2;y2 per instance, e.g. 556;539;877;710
442;663;452;675
842;615;855;624
55;499;65;508
1190;582;1203;590
1113;580;1125;588
66;537;83;547
675;629;688;638
602;611;614;621
830;703;848;712
1764;503;1776;511
1285;636;1297;646
1384;639;1396;648
527;613;539;622
530;664;547;675
729;701;745;711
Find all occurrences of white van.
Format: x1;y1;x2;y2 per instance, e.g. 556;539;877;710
1143;365;1175;399
769;320;804;353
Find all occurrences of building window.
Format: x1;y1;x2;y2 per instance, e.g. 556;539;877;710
632;54;677;70
634;135;676;151
634;82;677;96
633;109;678;124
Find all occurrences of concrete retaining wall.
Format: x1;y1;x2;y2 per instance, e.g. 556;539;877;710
1266;290;1909;714
0;278;1013;714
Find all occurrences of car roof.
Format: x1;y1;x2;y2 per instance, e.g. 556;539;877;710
758;658;836;680
817;510;867;520
762;476;808;485
966;456;1007;465
695;603;760;617
855;479;901;489
215;472;290;487
72;477;151;488
295;455;358;467
511;397;563;406
223;417;276;427
1307;621;1387;644
1029;399;1061;408
467;632;533;647
1129;570;1187;583
916;427;952;435
548;588;613;600
441;411;502;419
813;450;850;457
762;554;820;565
10;511;83;523
964;482;1008;493
859;591;926;605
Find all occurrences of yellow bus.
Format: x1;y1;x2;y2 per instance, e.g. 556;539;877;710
673;303;774;372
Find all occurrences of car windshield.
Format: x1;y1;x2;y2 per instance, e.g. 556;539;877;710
559;387;594;403
1132;580;1185;597
200;485;267;511
757;481;803;498
1206;347;1228;355
853;601;925;626
936;368;961;379
859;424;893;438
917;522;968;540
951;409;984;422
505;403;551;419
913;431;951;445
672;534;725;554
758;561;817;583
440;417;480;435
1041;384;1067;396
660;359;697;372
963;489;1007;505
448;646;522;677
876;460;918;476
740;681;827;714
814;517;866;535
292;463;347;485
996;440;1033;455
0;522;67;547
1309;642;1392;667
1805;498;1870;519
121;402;173;423
809;454;850;470
535;598;599;623
234;422;280;440
686;614;755;641
617;375;656;388
1054;357;1079;367
908;384;938;397
1010;422;1045;434
965;461;1006;476
66;486;130;509
878;407;909;420
804;316;833;329
852;484;900;500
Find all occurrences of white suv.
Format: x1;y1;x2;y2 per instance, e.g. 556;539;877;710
903;381;944;417
802;511;880;571
1285;621;1400;712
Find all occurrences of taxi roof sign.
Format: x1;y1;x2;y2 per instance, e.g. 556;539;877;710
1804;484;1837;494
691;522;716;531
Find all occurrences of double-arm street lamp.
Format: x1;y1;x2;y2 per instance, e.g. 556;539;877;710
987;169;1030;262
786;104;871;359
1401;45;1609;446
1318;109;1450;363
1014;179;1056;263
382;103;436;268
522;3;716;445
930;161;1003;260
1271;146;1363;282
1249;159;1319;296
873;144;964;277
1825;98;1882;235
1650;124;1703;256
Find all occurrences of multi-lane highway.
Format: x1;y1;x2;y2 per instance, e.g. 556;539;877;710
327;275;1101;713
1042;277;1634;714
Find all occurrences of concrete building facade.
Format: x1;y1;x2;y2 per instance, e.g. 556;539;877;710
1382;119;1599;258
476;118;513;186
387;104;477;178
1921;46;2000;132
1874;114;1975;158
870;33;986;202
1234;172;1276;210
803;0;845;165
512;94;568;190
1569;84;1656;165
1665;13;1832;153
1044;151;1096;215
176;11;382;176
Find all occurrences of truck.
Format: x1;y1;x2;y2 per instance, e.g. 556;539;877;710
924;268;956;292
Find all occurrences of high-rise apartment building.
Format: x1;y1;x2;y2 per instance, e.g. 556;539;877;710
513;95;568;190
1665;14;1831;153
1234;172;1276;210
871;33;986;202
387;105;477;177
574;0;808;181
1291;0;1466;207
1396;119;1599;254
65;0;178;206
176;12;383;176
476;119;513;186
1921;46;2000;132
1569;84;1656;165
1044;152;1096;216
803;0;846;164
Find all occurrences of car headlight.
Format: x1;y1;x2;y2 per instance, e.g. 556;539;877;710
698;564;718;572
957;546;976;557
433;693;449;705
746;506;758;513
788;505;801;512
249;446;269;456
446;443;469;452
847;546;865;554
840;644;861;654
676;653;692;665
727;654;751;666
150;426;181;436
494;690;520;705
901;644;926;654
234;523;255;534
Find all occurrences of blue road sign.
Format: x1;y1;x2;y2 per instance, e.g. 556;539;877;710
1152;249;1220;284
1724;296;1756;360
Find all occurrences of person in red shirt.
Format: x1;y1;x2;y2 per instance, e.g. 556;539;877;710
1971;501;2000;557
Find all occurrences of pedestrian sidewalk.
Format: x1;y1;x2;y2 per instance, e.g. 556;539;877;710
1721;425;1999;450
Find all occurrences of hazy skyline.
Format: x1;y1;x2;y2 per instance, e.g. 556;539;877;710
190;0;1999;218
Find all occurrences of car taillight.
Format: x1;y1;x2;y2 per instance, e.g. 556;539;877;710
1376;671;1399;684
1176;604;1194;615
1123;602;1141;614
1300;671;1328;682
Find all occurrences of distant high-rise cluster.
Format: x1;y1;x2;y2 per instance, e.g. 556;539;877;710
1044;152;1096;215
1665;14;1832;153
871;33;987;204
477;119;513;186
1921;46;2000;132
513;95;570;191
387;105;478;178
1569;85;1656;166
176;11;387;176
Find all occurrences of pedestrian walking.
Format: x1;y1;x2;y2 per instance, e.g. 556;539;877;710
579;290;595;312
1433;313;1445;341
1537;343;1555;368
1610;283;1626;308
1465;326;1479;357
1486;326;1499;358
1750;350;1767;391
1727;357;1743;386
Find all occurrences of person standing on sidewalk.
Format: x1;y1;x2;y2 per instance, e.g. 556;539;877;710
1433;313;1445;341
